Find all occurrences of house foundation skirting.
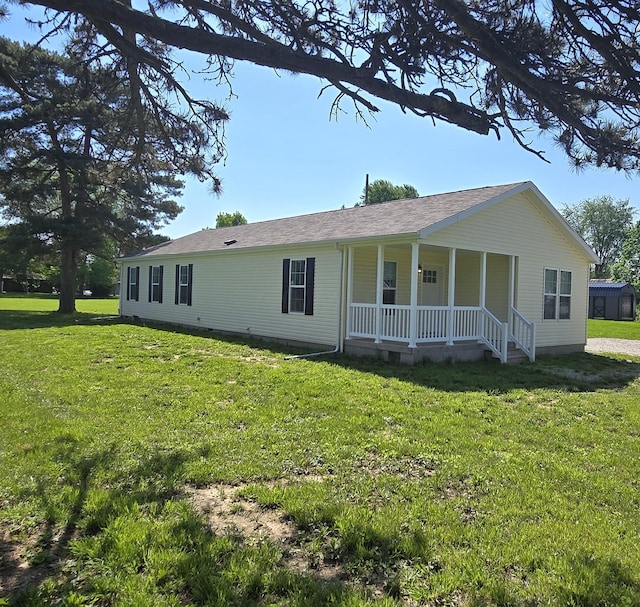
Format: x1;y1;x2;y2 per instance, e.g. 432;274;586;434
344;338;488;364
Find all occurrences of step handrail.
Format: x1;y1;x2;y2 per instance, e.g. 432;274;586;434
510;307;536;362
480;307;508;363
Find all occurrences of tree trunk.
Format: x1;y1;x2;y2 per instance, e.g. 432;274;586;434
58;241;79;313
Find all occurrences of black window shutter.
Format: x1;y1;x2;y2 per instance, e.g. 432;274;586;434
148;266;153;302
126;267;131;301
187;264;193;306
175;264;180;305
135;267;140;301
305;257;315;316
282;258;290;313
158;266;164;304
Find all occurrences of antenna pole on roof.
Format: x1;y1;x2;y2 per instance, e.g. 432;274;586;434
364;173;369;206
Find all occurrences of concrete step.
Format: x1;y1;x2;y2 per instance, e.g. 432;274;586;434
485;343;530;364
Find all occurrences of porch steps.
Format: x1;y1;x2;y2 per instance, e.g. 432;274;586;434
485;342;529;364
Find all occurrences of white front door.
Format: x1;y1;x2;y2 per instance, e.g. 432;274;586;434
421;265;444;305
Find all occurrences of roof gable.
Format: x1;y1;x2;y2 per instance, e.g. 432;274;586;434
121;181;596;261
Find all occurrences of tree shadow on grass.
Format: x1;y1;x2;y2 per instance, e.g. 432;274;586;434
3;410;640;605
1;437;368;606
321;350;640;394
0;309;121;331
470;554;640;607
118;317;640;394
106;318;640;394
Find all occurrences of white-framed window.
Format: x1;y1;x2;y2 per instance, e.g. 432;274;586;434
179;265;189;304
423;269;437;284
383;260;397;304
289;259;307;313
149;265;163;303
544;268;571;320
175;264;193;306
127;266;139;301
282;258;315;315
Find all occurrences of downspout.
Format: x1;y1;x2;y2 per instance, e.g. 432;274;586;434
284;245;344;360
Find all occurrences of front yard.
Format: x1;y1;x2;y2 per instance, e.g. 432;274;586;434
1;297;639;605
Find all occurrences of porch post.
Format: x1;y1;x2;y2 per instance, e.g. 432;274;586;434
479;252;487;309
447;247;456;345
509;256;516;309
375;244;384;343
409;242;419;348
508;255;516;336
345;246;354;341
478;251;487;340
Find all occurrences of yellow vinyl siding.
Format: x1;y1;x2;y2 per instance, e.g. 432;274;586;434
426;191;591;347
120;245;342;347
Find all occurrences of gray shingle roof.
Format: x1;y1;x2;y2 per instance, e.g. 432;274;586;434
123;182;529;259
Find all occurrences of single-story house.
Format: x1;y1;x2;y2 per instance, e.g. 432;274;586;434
118;181;598;364
588;280;637;321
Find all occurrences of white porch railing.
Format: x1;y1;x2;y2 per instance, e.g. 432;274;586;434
510;306;536;362
416;306;449;341
480;308;509;363
348;303;534;363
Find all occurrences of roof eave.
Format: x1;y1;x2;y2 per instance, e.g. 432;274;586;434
116;231;421;263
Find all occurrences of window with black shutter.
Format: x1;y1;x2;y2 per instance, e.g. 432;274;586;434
282;257;315;315
149;265;163;303
127;266;140;301
175;263;193;306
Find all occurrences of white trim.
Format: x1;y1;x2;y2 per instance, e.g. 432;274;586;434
479;252;487;308
345;246;354;341
151;265;162;303
288;258;307;314
447;248;456;345
409;243;419;348
543;267;572;321
375;245;384;343
177;264;190;305
383;259;398;304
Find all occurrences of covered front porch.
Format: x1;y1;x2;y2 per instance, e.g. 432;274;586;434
343;243;535;363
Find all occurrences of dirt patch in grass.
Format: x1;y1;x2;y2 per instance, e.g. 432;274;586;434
0;526;62;599
187;481;346;584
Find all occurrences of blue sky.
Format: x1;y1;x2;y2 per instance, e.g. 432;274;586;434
4;7;638;239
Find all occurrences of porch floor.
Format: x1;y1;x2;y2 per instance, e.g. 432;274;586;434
344;337;489;364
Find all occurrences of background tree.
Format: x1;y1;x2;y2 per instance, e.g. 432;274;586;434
0;34;226;312
216;211;248;228
562;196;635;278
0;224;56;291
611;222;640;291
358;180;419;206
8;0;640;173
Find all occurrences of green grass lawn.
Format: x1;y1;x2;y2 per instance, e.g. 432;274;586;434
1;297;640;605
588;317;640;339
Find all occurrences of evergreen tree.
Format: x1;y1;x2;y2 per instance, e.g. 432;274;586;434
8;0;640;172
0;34;227;311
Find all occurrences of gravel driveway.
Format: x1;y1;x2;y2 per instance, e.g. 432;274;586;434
585;338;640;356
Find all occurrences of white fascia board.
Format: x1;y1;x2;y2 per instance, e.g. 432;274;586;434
523;182;600;263
118;233;419;263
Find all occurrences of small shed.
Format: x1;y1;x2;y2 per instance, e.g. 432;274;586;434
588;280;637;321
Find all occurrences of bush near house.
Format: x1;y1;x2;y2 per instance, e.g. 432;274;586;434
1;297;639;605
